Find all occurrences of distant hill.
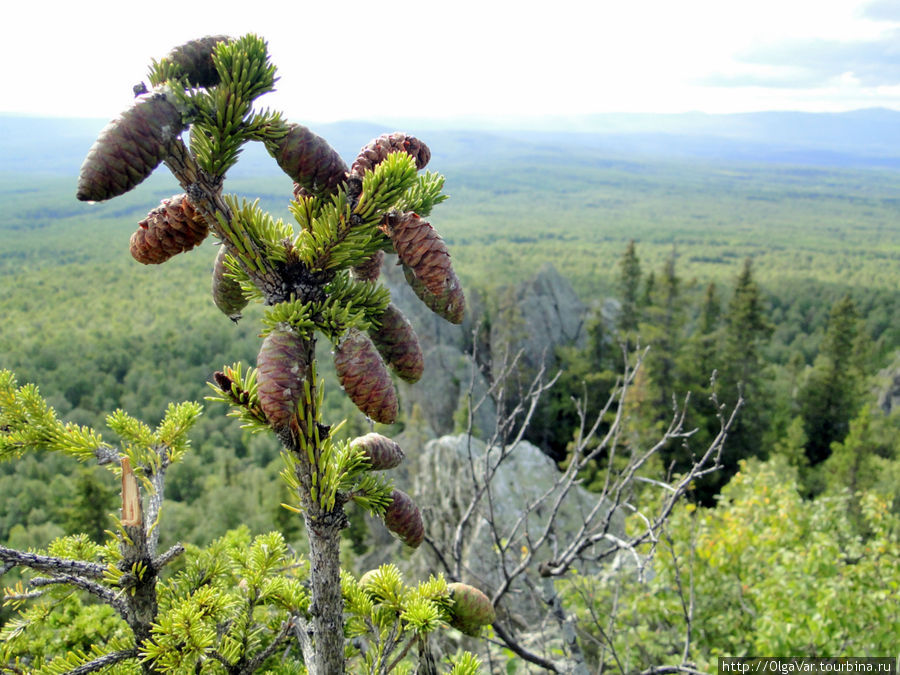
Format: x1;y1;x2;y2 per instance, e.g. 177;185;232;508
2;108;899;176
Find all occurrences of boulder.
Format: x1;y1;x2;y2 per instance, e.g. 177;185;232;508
400;434;623;622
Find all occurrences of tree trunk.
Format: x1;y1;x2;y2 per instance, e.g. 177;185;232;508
305;512;346;675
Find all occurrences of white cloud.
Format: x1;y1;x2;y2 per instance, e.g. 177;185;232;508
1;0;897;120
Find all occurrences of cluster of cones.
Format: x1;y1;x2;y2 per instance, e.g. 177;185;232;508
269;129;466;427
271;128;465;326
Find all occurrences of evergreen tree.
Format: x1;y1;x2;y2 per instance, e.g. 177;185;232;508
710;258;773;497
617;240;642;336
676;282;722;468
797;294;865;465
630;251;686;464
646;250;684;413
59;467;117;544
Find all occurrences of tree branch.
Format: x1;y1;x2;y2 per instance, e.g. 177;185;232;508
0;547;107;579
490;620;562;673
240;618;294;674
151;544;184;571
65;649;139;675
30;574;130;620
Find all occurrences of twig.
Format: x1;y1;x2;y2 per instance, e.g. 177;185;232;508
639;665;709;675
241;618;294;674
491;620;561;673
29;574;130;620
152;544;185;571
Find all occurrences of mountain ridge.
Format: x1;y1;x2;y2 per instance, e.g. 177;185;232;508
2;108;898;174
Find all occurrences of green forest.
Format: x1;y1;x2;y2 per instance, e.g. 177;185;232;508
1;36;900;674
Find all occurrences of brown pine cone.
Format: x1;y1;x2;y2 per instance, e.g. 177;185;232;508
333;329;398;425
257;328;308;431
266;123;348;198
77;93;184;202
165;35;231;87
211;246;248;320
384;212;454;295
351;249;384;282
447;583;495;636
402;263;465;324
385;212;466;323
368;304;424;383
130;194;209;264
350;132;430;178
382;489;424;548
350;432;405;471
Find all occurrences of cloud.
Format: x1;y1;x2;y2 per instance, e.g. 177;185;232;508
701;27;900;88
861;0;900;22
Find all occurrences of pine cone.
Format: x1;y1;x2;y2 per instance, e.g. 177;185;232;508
368;304;424;383
402;264;465;324
385;212;461;297
166;35;231;87
447;583;495;636
351;249;384;282
382;489;424;548
257;328;308;431
77;93;184;202
333;330;398;425
350;432;405;471
130;194;209;264
212;246;248;320
267;123;348;198
350;132;431;177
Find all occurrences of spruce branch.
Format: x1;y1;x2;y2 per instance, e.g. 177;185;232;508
207;364;270;433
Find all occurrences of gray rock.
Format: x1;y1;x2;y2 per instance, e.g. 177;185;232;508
489;262;587;374
876;352;900;415
411;434;624;621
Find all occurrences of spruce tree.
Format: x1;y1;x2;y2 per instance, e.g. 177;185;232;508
713;258;773;494
1;34;491;674
797;294;865;465
617;239;642;337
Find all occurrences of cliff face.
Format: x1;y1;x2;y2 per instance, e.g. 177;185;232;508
489;262;586;375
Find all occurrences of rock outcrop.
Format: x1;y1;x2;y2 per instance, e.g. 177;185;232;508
356;434;624;623
489;262;587;375
381;257;587;437
876;352;900;415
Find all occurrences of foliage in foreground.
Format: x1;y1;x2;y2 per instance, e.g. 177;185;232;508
564;435;900;670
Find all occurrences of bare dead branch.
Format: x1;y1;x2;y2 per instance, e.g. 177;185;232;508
426;341;743;673
490;620;562;673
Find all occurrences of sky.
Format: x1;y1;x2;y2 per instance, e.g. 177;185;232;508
2;0;899;123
